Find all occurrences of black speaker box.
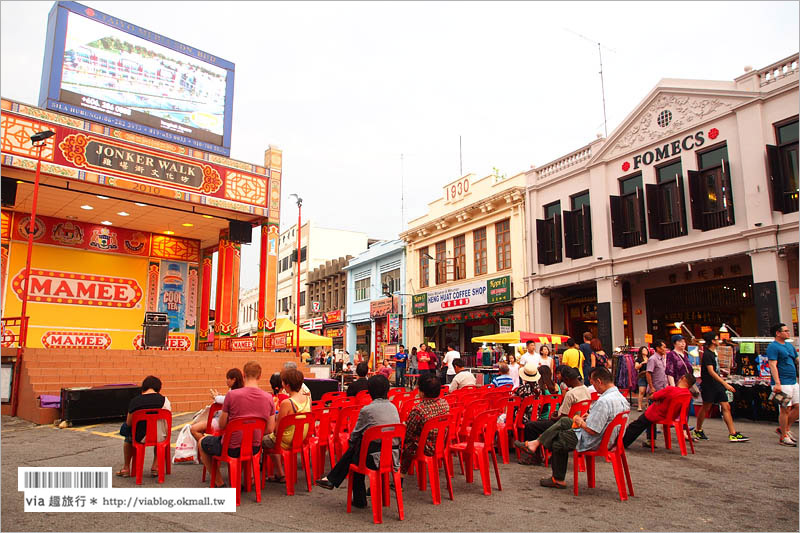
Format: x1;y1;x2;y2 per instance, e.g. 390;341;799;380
304;379;340;400
1;177;18;207
60;385;141;423
228;220;252;243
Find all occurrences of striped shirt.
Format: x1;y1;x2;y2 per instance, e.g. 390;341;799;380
491;374;514;388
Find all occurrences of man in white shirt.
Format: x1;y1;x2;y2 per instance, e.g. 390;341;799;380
442;344;461;384
519;340;541;369
449;359;477;392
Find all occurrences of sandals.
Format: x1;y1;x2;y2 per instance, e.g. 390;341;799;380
266;475;286;483
150;468;159;478
115;469;130;477
539;476;567;489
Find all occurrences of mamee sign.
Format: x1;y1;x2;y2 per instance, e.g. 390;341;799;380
412;275;511;315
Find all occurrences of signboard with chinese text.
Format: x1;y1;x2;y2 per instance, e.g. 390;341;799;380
499;317;512;334
412;275;511;315
370;298;393;318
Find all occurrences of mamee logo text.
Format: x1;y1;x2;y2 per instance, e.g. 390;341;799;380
12;269;143;308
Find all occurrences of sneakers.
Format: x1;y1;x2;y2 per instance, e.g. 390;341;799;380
775;428;798;442
692;429;708;440
728;432;749;442
780;436;797;447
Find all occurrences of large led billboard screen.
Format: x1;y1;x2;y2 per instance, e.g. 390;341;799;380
39;1;234;156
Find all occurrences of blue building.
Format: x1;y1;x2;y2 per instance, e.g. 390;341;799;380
343;239;406;364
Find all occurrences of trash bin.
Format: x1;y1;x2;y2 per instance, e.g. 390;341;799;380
142;312;169;349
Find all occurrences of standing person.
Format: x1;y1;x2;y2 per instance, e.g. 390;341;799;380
579;332;594;385
634;346;650;412
693;332;749;442
408;347;419;388
393;345;408;388
117;376;172;478
590;338;609;371
646;340;669;395
520;340;542;368
198;361;276;487
315;376;401;508
538;345;555;375
449;359;477;391
442;344;461;384
417;343;433;377
561;338;586;381
767;323;799;446
666;335;693;387
507;353;521;389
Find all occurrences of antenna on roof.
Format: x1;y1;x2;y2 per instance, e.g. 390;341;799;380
400;153;405;233
563;28;615;138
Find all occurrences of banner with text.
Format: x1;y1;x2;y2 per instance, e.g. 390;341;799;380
412;275;511;315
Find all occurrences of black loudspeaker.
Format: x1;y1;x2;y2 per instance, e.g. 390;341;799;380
228;220;252;244
143;312;169;348
1;177;18;207
304;379;340;401
60;385;142;423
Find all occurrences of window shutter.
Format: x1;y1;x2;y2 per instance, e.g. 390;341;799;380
676;175;688;235
766;144;785;213
687;170;705;231
554;214;563;263
646;183;662;240
581;204;593;257
636;187;647;245
536;218;548;265
563;210;576;259
609;195;624;248
722;160;735;225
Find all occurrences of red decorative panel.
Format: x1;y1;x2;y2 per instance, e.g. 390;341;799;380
1;211;11;242
0;114;55;161
150;234;200;262
146;261;160;312
225;171;267;205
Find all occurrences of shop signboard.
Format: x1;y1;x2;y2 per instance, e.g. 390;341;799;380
323;309;343;324
388;313;400;344
412;275;511;315
301;317;322;331
499;317;512;334
370;297;393;318
324;327;344;338
40;1;235;156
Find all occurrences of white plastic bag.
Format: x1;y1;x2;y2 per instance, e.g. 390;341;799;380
172;424;198;465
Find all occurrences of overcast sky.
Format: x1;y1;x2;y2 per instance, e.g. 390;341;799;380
2;1;798;290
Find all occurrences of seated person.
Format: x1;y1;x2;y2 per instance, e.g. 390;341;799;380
377;359;393;379
522;367;629;490
514;366;589;464
491;363;514;388
344;362;354;374
262;368;311;482
269;372;290;411
190;368;244;443
315;375;400;507
514;362;543;424
623;372;695;448
117;375;172;477
198;361;275;487
400;374;450;474
346;362;370;397
283;361;312;397
449;359;477;392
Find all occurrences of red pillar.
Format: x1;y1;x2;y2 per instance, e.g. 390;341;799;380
214;235;241;348
257;222;279;347
198;250;213;343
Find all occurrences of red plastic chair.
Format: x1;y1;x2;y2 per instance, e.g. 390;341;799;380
399;398;421;423
495;396;521;464
538;394;561;421
590;391;600;402
310;407;337;479
448;409;502;495
201;403;223;482
263;412;315;495
573;411;634;501
514;396;541;458
332;396;356;409
210;417;266;506
321;390;345;406
333;405;362;461
459;399;488;441
648;394;695;456
444;395;461;407
543;399;593;467
355;390;372;406
409;414;453;504
388;387;406;400
444;405;465;477
346;424;406;524
130;408;172;485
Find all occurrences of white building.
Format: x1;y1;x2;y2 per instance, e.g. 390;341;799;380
524;54;799;350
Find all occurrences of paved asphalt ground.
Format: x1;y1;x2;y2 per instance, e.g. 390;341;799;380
2;412;798;532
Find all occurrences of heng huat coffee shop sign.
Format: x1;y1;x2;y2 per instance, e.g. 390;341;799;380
413;275;511;315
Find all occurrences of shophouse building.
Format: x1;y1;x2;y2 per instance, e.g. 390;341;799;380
400;173;527;356
343;239;406;362
305;255;353;352
525;54;799;351
238;286;259;336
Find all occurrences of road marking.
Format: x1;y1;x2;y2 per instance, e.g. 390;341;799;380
63;423;103;432
171;421;191;432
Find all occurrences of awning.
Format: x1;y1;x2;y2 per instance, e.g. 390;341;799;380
275;318;332;347
470;331;566;345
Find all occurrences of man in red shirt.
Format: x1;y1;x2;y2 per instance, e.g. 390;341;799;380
417;344;434;377
622;372;695;448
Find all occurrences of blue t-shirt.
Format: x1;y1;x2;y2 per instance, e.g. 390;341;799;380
394;351;407;368
491;375;514;388
766;341;798;385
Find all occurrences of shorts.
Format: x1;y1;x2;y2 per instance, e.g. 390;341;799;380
700;383;728;405
779;383;800;406
200;435;260;458
637;376;648;388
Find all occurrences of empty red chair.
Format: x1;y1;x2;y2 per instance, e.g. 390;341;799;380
321;390;345;406
331;396;356;409
458;399;487;441
648;394;695;456
263;412;315;495
409;414;453;504
210;417;266;506
346;424;406;524
333;405;362;461
130;408;172;485
388;387;406;400
355;390;372;406
310;407;337;479
573;411;634;501
495;396;521;464
448;409;502;495
444;395;461;407
201;403;223;482
444;405;465;477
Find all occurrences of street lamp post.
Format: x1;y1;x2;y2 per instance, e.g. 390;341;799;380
289;194;302;359
12;129;55;417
